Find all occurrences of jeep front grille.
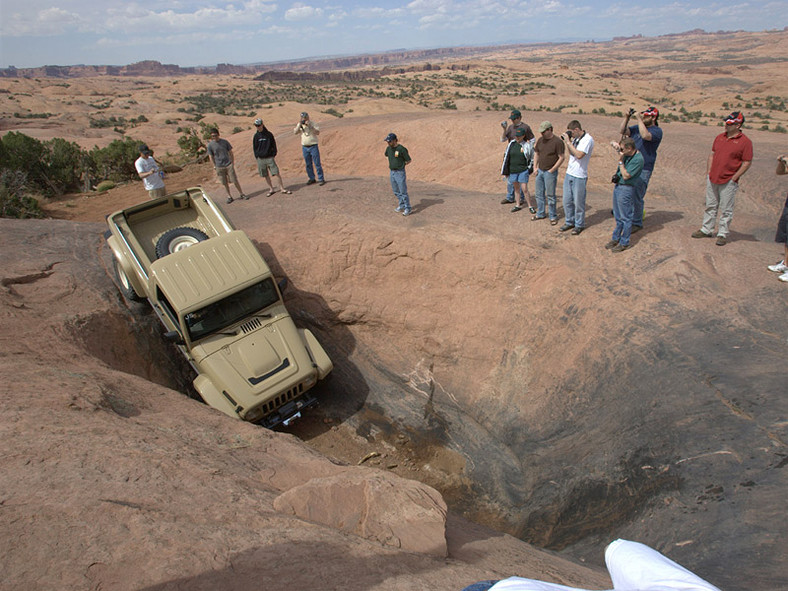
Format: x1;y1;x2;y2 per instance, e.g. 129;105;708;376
240;317;262;333
260;382;305;415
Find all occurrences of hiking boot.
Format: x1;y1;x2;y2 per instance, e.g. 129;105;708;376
226;196;234;204
558;224;574;232
691;229;712;238
631;225;642;234
605;240;619;250
611;243;631;253
716;235;727;246
306;179;316;185
767;260;788;273
511;205;522;212
571;227;584;235
779;272;788;283
501;198;515;205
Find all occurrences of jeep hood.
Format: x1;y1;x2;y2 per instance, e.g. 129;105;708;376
191;319;309;403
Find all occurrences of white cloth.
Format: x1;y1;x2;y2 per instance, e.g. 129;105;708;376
135;156;165;191
565;132;594;179
488;540;721;591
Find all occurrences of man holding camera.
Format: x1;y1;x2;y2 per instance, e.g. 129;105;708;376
691;111;753;246
294;111;325;186
499;109;534;206
606;138;644;252
619;106;662;232
559;120;594;234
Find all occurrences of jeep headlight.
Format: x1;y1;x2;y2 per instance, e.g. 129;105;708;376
244;405;265;423
303;374;317;389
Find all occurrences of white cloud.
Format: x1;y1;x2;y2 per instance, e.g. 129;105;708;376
284;3;323;21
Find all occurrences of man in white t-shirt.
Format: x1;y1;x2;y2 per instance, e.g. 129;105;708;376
134;144;166;199
559;120;594;235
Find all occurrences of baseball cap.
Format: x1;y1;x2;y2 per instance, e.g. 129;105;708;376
538;121;553;133
642;106;659;118
725;111;744;125
509;109;521;120
138;144;151;154
254;118;263;126
300;112;309;118
515;128;526;137
384;133;398;142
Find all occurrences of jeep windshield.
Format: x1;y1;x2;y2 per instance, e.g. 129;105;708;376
184;278;279;341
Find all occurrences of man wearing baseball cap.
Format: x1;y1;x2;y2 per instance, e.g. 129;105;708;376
619;106;662;231
691;111;753;246
499;109;534;206
384;133;412;216
134;143;166;199
532;121;565;224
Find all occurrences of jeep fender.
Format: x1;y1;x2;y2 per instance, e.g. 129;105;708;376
106;235;147;299
193;374;239;419
299;329;333;380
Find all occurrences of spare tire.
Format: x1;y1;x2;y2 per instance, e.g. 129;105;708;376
155;227;209;259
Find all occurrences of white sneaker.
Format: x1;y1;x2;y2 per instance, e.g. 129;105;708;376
779;271;788;283
767;260;788;273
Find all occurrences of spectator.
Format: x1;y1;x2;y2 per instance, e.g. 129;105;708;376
500;109;534;206
691;111;753;246
605;138;644;252
559;120;595;235
134;144;166;199
206;128;246;204
618;106;662;232
500;128;535;213
532;121;566;224
253;118;291;196
384;133;412;216
767;154;788;282
294;112;325;186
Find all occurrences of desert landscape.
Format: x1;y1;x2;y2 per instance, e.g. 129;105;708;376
1;30;787;590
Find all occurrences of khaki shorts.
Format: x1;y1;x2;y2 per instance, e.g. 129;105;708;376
215;164;237;184
148;187;167;199
257;157;280;177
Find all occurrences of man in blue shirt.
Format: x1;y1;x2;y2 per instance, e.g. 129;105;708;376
618;106;662;231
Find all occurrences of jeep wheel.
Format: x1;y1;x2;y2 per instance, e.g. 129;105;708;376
113;258;143;301
155;227;209;259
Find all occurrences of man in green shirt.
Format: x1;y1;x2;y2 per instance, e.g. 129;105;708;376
606;137;644;252
384;133;412;216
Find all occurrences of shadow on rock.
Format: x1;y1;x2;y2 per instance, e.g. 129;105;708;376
252;240;370;436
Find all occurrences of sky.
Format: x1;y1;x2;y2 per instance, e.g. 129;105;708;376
0;0;784;69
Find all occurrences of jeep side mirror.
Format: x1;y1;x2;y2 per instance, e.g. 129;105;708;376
164;330;185;345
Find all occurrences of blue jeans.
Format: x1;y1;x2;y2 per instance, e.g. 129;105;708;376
612;184;636;246
562;174;587;228
390;169;410;211
633;168;652;227
302;144;324;182
535;169;558;219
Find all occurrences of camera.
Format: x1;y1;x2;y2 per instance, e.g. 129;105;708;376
564;129;573;139
628;108;636;117
611;172;621;184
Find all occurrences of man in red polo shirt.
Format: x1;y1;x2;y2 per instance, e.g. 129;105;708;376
691;111;753;246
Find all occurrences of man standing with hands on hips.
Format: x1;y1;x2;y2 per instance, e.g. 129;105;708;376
294;112;325;186
691;111;753;246
619;106;662;232
384;133;412;216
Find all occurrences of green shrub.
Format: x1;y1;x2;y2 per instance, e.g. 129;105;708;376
0;170;44;219
89;137;141;182
96;180;116;192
